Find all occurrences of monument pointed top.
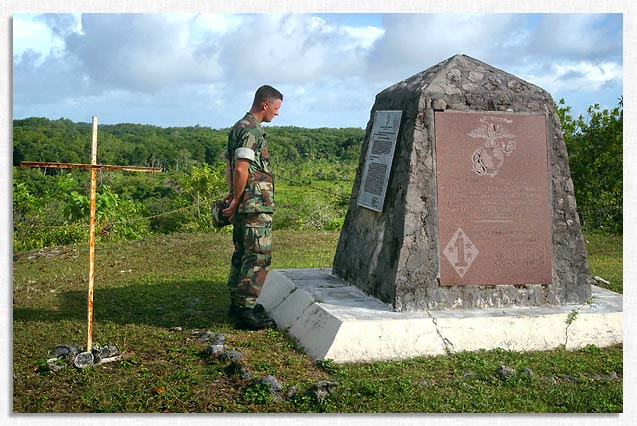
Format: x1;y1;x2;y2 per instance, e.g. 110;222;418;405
381;53;546;102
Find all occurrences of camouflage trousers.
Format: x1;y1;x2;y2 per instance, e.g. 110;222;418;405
227;212;273;309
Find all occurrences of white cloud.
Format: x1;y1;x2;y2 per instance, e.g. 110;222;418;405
191;13;243;40
274;77;381;128
340;25;384;49
214;14;383;89
67;14;223;92
529;14;623;61
34;13;81;38
307;16;334;33
524;61;623;95
13;15;65;63
367;14;529;81
11;13;623;128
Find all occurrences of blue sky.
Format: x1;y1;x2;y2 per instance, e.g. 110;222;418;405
12;13;623;129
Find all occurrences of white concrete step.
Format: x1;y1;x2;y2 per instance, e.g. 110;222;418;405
257;268;623;363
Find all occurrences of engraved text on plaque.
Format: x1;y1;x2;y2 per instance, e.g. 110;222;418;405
357;110;402;212
435;111;553;286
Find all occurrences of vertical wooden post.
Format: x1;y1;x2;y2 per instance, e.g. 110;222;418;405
20;116;162;363
87;116;98;351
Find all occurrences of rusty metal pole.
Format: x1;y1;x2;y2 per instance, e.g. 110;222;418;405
87;116;98;351
19;116;162;365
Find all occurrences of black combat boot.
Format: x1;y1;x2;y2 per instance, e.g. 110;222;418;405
233;307;275;331
228;303;265;318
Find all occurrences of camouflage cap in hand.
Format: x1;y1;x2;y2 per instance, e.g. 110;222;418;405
212;199;231;228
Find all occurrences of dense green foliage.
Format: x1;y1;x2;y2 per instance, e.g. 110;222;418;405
12;119;363;251
12;117;363;171
13;96;623;251
13;164;230;251
557;98;623;234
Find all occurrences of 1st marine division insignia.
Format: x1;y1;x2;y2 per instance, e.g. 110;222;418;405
443;228;479;278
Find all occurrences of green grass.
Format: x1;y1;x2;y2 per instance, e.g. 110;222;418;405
584;232;623;293
12;230;622;413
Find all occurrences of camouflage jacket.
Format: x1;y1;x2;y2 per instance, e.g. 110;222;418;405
225;113;275;213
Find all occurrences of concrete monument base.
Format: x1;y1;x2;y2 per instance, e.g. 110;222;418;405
257;269;623;363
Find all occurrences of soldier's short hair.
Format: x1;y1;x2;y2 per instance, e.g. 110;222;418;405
253;85;283;105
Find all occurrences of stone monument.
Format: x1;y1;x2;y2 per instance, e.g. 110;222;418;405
332;54;592;311
258;54;620;363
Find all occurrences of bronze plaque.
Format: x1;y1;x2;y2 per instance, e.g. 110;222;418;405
434;111;553;286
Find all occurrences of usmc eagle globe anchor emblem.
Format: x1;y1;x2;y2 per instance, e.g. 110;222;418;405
467;116;517;177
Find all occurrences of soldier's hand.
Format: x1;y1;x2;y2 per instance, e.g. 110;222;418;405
222;198;240;220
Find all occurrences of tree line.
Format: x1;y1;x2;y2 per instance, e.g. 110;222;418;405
12;117;363;171
12;98;622;251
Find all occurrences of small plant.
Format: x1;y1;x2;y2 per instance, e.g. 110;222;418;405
253;360;274;372
580;344;601;354
242;382;272;405
356;380;382;397
566;310;579;326
316;359;344;376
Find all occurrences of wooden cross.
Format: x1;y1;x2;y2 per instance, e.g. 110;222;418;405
20;116;163;353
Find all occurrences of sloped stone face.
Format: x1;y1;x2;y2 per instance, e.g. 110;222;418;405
333;54;592;311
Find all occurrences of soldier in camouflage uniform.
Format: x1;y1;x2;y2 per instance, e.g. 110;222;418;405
222;85;283;330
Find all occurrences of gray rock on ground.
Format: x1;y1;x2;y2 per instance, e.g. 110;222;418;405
73;351;95;368
50;344;81;360
304;381;340;403
91;344;120;363
253;375;284;401
205;344;225;356
220;350;244;362
496;365;516;381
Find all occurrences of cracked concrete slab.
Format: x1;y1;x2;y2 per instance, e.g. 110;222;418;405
257;269;623;363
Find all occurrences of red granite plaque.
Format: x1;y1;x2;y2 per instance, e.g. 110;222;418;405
434;111;553;286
